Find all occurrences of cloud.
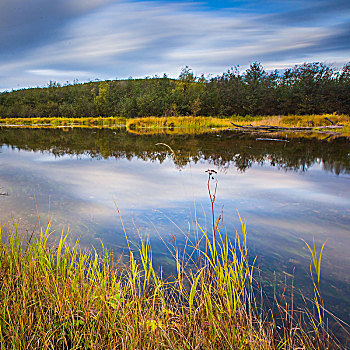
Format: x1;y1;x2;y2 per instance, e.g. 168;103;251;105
0;0;349;90
264;0;350;25
0;0;116;58
27;69;91;78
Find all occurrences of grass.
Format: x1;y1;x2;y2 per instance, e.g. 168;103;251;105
1;114;349;137
258;114;349;128
126;126;228;136
127;114;350;137
0;116;127;127
246;114;350;137
126;116;234;131
0;207;344;348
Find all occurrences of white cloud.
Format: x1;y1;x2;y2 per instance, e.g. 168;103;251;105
0;0;349;90
27;69;91;78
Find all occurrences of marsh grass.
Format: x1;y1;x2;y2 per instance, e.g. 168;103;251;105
0;212;344;349
126;116;234;131
0;116;127;127
126;126;228;136
277;114;349;127
125;114;350;137
1;114;349;137
249;114;350;135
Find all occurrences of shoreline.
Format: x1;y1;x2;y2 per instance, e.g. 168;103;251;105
0;114;349;137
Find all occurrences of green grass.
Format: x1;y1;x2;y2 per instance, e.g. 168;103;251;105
0;213;341;349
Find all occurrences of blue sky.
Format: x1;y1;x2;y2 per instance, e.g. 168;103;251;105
0;0;349;91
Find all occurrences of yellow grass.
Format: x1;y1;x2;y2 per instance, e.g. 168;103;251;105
126;116;233;130
1;114;349;137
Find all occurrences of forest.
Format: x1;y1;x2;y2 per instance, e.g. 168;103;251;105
0;61;349;118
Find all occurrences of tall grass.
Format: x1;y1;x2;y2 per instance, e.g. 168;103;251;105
0;214;343;348
249;113;350;128
0;116;126;127
1;114;349;137
126;126;227;136
125;114;350;137
126;116;233;131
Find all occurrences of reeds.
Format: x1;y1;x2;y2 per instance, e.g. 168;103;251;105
126;114;350;137
0;116;127;127
1;114;349;137
0;214;343;349
249;114;350;128
126;116;234;131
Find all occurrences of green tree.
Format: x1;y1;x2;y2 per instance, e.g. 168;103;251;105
93;82;110;116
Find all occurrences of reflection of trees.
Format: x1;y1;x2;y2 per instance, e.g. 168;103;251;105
0;127;349;175
0;151;8;196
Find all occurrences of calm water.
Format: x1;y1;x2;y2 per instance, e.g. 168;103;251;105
1;127;350;322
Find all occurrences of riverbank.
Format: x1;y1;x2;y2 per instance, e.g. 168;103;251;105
0;220;343;349
125;114;350;137
0;116;127;127
0;114;349;137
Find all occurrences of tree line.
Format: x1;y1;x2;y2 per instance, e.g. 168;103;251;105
0;62;349;118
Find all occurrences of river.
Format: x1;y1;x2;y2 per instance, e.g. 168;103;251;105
1;127;349;324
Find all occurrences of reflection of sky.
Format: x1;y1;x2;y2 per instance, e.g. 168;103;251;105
1;145;349;250
1;146;349;226
1;145;350;318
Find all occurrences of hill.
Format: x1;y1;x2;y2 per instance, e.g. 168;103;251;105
0;62;349;118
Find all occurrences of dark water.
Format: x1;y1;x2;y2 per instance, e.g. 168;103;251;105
1;127;350;323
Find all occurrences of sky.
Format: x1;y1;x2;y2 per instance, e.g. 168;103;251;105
0;0;349;91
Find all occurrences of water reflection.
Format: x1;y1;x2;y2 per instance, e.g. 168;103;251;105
0;127;350;323
1;127;349;174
